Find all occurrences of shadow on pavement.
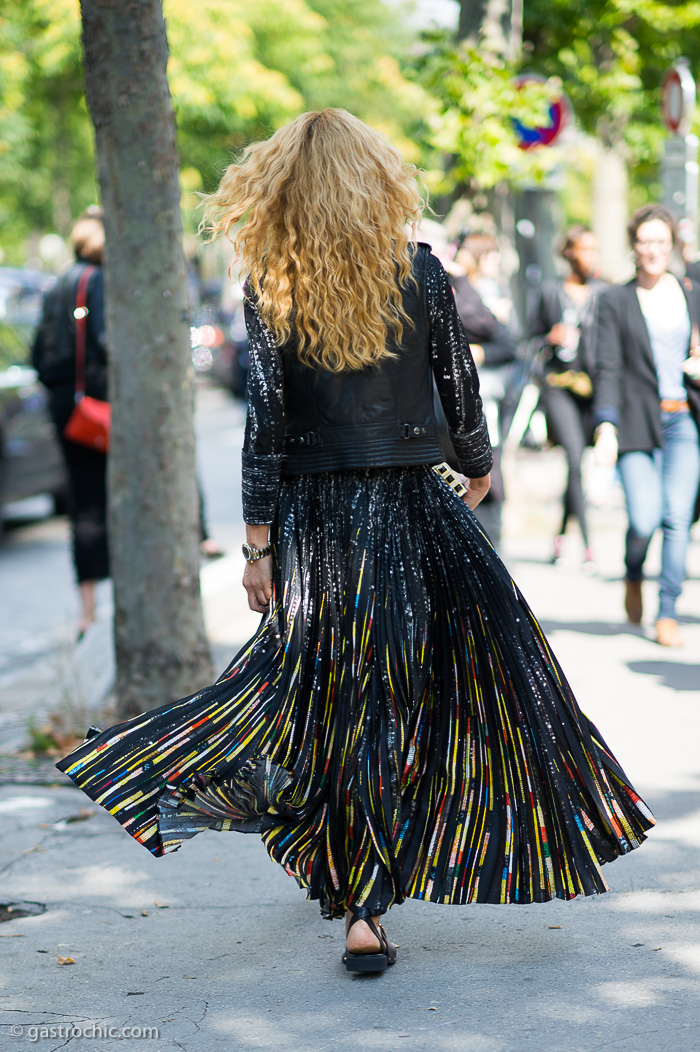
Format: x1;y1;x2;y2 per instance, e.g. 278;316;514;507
627;660;700;692
1;780;699;1052
539;615;700;638
538;618;644;638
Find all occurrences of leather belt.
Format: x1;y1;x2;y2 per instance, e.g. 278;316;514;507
660;398;689;413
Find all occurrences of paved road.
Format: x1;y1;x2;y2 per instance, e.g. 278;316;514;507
0;382;246;679
0;384;251;750
1;392;699;1051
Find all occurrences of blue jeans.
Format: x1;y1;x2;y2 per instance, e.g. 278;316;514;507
617;411;700;620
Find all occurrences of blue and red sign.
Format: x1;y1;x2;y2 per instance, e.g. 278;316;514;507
511;74;570;151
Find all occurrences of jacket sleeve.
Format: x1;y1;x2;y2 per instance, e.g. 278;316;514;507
577;285;605;379
526;282;560;341
86;268;107;360
241;292;286;524
481;320;518;366
593;290;622;427
427;253;492;478
451;274;497;343
31;317;45;377
31;284;57;383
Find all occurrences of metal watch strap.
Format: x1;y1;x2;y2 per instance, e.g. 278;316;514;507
243;542;272;563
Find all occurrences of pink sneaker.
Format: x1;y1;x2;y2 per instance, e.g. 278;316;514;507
551;535;565;564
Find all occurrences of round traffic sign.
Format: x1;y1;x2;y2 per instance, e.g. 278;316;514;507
512;75;570;151
661;62;696;134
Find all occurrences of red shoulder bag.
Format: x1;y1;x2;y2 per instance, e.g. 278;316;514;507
64;265;111;452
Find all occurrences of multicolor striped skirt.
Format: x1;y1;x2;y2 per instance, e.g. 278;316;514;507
56;466;654;919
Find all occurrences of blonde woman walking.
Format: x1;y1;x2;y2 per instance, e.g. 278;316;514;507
58;110;653;973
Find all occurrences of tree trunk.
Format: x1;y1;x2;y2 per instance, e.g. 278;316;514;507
593;143;632;283
459;0;487;41
458;0;520;59
80;0;213;718
513;188;561;315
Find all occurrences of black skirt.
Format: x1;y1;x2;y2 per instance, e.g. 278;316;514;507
51;388;109;584
56;466;654;919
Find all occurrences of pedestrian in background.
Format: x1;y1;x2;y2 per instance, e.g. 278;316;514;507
594;204;700;647
528;227;605;570
449;233;518;548
32;208;109;639
464;232;518;334
32;210;223;639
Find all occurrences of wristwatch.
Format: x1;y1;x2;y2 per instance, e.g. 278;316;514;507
242;542;272;563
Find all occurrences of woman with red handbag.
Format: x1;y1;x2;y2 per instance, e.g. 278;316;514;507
32;208;109;639
33;210;223;639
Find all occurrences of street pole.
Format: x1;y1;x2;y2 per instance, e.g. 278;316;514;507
511;80;570;319
661;58;699;260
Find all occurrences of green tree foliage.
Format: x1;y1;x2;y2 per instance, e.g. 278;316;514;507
0;0;431;263
414;33;560;194
240;0;429;160
416;0;700;201
0;0;94;258
522;0;700;198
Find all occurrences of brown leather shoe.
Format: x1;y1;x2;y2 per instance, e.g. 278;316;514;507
656;618;684;647
624;580;643;624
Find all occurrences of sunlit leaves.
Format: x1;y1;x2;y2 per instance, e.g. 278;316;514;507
522;0;700;169
414;36;562;192
0;0;428;261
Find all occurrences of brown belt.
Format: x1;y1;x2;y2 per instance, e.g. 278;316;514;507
660;398;689;413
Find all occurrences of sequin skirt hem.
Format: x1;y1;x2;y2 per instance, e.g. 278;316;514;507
56;466;654;918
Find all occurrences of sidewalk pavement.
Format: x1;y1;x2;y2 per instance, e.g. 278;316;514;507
0;549;259;782
1;452;699;1052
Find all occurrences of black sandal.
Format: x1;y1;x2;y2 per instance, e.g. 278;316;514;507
342;913;397;973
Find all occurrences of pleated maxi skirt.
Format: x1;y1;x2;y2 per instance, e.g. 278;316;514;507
56;466;654;919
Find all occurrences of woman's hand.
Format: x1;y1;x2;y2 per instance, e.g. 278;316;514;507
594;422;619;467
243;523;272;613
683;344;700;386
243;556;273;613
470;343;485;366
457;472;491;510
548;322;577;348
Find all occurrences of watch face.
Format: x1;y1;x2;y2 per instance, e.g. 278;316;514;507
242;542;269;562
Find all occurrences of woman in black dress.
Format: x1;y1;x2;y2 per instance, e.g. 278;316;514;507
57;111;653;973
32;209;109;638
32;212;222;638
528;227;605;569
448;234;518;550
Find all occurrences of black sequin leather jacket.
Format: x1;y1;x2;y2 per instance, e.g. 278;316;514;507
242;244;493;523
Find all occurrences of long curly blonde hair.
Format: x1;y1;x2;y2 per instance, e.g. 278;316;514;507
202;109;425;372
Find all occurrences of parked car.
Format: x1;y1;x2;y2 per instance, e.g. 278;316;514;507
210;304;249;399
190;303;249;400
189;305;228;378
0;267;67;522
